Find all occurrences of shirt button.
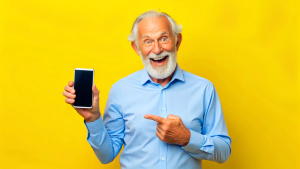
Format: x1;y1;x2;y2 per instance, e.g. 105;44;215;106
162;157;165;161
162;108;164;111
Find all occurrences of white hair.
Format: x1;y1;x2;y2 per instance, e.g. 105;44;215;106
127;10;182;43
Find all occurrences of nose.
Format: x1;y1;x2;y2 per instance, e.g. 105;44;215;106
153;41;162;54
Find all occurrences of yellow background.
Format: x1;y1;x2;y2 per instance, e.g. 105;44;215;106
0;0;299;169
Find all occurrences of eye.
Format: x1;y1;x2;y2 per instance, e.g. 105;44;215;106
162;37;167;42
145;40;151;45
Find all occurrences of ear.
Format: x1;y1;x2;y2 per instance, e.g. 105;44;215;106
176;33;182;51
131;41;140;56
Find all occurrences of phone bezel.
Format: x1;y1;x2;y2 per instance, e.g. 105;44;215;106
73;68;94;109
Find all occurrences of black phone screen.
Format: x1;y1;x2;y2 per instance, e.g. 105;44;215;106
73;69;94;108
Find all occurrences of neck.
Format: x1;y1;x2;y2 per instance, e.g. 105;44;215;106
150;70;175;87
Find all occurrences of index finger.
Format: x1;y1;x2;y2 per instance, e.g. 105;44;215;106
144;114;166;123
68;81;74;87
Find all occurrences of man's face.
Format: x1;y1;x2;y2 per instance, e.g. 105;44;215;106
133;16;181;80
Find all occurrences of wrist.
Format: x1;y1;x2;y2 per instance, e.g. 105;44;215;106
85;112;101;123
181;129;191;146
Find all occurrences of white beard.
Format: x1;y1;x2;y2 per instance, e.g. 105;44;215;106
139;49;177;80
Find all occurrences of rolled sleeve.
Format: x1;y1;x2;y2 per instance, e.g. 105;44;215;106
84;117;105;136
183;130;204;153
183;130;214;154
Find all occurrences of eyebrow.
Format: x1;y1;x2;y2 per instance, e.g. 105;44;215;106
142;31;168;39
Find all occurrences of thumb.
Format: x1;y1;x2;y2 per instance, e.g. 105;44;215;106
167;114;178;120
92;84;100;107
92;84;100;96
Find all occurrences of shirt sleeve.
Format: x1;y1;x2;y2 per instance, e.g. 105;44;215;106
182;83;232;163
84;85;125;164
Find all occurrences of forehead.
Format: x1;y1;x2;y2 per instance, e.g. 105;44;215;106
137;16;172;37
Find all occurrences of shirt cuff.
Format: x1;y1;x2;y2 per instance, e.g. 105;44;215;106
84;116;105;135
182;129;205;153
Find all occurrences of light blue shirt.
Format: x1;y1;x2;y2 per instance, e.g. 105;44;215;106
85;65;231;169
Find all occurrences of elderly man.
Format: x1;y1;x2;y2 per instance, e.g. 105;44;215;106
63;10;231;169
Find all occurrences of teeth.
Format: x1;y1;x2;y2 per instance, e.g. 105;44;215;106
152;56;167;61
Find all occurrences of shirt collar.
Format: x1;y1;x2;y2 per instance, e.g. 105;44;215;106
140;64;184;86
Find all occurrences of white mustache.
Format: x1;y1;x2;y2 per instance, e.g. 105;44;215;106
148;52;171;60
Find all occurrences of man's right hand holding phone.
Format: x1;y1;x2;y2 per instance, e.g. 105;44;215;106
63;81;101;123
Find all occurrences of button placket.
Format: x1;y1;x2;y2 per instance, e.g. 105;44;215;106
159;88;167;168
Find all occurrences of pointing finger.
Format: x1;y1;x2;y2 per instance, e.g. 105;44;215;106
144;114;166;123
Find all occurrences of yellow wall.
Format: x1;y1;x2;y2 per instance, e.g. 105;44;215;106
0;0;299;169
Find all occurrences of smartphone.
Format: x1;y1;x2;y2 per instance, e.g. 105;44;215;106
73;68;94;108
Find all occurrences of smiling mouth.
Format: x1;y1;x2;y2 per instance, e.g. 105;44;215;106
150;55;168;63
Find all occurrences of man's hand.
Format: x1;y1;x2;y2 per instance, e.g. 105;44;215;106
144;114;191;146
63;81;100;122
